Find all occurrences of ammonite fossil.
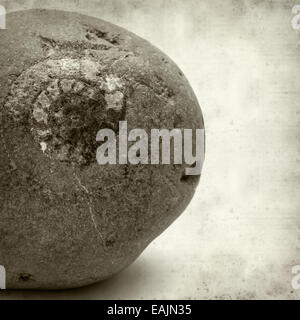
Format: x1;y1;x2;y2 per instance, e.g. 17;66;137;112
6;58;127;165
0;9;204;289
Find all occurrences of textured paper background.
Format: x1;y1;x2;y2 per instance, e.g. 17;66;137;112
0;0;299;299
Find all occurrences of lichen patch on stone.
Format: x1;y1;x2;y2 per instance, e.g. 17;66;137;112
33;106;48;124
105;91;124;111
80;58;101;81
105;74;123;92
40;142;47;153
60;58;81;76
36;92;51;108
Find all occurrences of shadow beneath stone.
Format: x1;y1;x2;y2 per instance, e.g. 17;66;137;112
0;257;155;300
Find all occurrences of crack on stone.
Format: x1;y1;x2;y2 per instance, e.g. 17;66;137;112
74;173;106;246
104;53;132;72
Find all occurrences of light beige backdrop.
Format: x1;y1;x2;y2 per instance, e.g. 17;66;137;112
0;0;299;299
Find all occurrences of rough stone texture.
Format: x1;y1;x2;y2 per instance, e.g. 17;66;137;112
0;9;204;289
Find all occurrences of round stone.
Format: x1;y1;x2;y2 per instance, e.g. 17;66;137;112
0;9;205;289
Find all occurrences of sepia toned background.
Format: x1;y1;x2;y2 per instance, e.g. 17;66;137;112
0;0;299;299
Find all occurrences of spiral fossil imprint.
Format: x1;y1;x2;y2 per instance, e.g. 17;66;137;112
0;9;204;289
6;57;127;165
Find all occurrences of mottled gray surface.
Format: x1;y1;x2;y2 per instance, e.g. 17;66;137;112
0;0;299;298
0;9;203;289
